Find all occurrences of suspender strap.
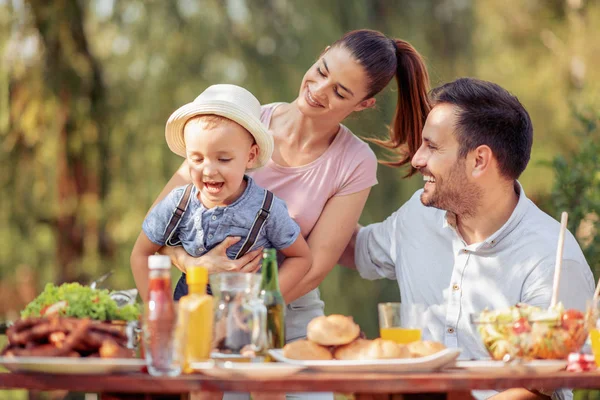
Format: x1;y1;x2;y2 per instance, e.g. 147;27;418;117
235;190;274;259
164;184;194;246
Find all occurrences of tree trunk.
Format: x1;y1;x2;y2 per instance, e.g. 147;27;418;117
26;0;108;283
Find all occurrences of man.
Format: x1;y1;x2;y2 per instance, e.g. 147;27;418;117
341;78;594;400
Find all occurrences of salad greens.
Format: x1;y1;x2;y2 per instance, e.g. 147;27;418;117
475;303;587;360
21;282;140;321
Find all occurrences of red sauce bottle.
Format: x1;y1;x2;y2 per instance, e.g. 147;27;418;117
144;255;180;376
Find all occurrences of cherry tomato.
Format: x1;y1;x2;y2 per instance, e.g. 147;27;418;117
512;317;531;334
561;309;584;330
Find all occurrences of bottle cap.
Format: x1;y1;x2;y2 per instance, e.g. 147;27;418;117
186;266;209;285
148;255;171;270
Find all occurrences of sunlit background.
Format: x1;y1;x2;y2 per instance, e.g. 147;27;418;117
1;0;599;344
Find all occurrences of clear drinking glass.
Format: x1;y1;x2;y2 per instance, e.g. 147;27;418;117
587;298;600;366
142;301;182;376
378;302;425;344
210;273;268;362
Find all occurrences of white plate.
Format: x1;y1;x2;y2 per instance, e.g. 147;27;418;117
190;360;305;378
268;348;461;373
0;356;145;374
453;360;567;374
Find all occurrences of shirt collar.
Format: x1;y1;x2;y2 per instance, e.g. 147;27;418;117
222;175;254;209
196;175;254;211
442;181;529;249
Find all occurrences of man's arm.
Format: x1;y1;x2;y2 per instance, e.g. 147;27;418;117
344;209;400;282
522;258;594;311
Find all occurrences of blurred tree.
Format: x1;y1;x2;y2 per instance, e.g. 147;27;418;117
472;0;600;194
1;0;599;340
546;109;600;278
4;0;109;284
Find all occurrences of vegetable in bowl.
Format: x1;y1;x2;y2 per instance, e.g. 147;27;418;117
21;282;140;321
472;303;588;360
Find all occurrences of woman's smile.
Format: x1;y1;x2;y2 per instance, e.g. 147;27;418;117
305;86;325;108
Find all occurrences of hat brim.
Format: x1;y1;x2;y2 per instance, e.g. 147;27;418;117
165;101;273;170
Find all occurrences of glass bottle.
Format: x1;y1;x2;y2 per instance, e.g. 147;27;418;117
260;248;286;352
176;266;213;373
144;255;180;376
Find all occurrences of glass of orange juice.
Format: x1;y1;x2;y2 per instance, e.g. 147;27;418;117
587;298;600;366
378;302;424;344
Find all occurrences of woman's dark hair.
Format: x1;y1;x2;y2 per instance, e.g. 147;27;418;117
332;29;431;176
429;78;533;180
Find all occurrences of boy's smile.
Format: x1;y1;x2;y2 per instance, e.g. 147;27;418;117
203;181;224;194
183;116;258;209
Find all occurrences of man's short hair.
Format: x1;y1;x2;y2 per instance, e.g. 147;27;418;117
429;78;533;180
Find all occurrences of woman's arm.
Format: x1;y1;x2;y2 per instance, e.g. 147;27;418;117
148;161;190;211
131;161;189;298
338;224;361;270
278;236;312;303
130;232;163;301
283;188;371;303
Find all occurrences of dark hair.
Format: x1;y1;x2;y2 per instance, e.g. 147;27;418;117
430;78;533;180
332;29;431;176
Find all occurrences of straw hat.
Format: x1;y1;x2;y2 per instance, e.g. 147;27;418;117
165;84;273;170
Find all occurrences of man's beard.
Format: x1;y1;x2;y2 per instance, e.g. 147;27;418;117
420;160;482;217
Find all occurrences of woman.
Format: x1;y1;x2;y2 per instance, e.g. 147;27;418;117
149;29;430;343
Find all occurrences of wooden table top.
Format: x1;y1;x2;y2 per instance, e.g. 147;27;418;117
2;370;600;394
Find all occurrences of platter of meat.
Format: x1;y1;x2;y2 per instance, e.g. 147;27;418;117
0;317;144;374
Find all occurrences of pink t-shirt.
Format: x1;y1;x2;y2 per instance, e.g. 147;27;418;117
249;103;378;238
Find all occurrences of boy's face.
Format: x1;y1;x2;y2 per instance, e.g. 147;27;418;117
184;118;258;208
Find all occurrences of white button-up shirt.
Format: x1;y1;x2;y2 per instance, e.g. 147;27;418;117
355;183;594;399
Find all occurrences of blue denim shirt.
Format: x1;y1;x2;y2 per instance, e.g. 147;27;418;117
143;176;300;258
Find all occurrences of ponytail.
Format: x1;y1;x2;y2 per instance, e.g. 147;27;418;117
368;39;431;176
334;30;431;176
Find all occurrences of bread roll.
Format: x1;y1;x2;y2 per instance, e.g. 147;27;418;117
282;339;333;360
407;340;446;358
307;315;360;346
334;338;410;360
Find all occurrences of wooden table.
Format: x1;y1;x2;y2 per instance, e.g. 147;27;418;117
2;370;600;400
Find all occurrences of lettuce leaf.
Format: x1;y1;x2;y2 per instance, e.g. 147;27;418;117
21;282;140;321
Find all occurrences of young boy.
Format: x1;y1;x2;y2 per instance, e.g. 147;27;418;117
131;84;312;302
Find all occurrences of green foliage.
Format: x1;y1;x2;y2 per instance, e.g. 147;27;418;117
546;109;600;277
1;0;600;343
21;282;140;321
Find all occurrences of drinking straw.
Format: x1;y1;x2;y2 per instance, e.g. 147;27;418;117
550;212;569;308
593;278;600;302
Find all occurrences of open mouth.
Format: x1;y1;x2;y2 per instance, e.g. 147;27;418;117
423;175;436;189
203;182;224;194
305;87;324;108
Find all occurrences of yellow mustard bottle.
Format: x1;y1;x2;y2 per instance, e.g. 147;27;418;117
177;266;213;373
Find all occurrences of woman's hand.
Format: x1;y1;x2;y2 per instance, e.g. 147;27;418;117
157;236;264;274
